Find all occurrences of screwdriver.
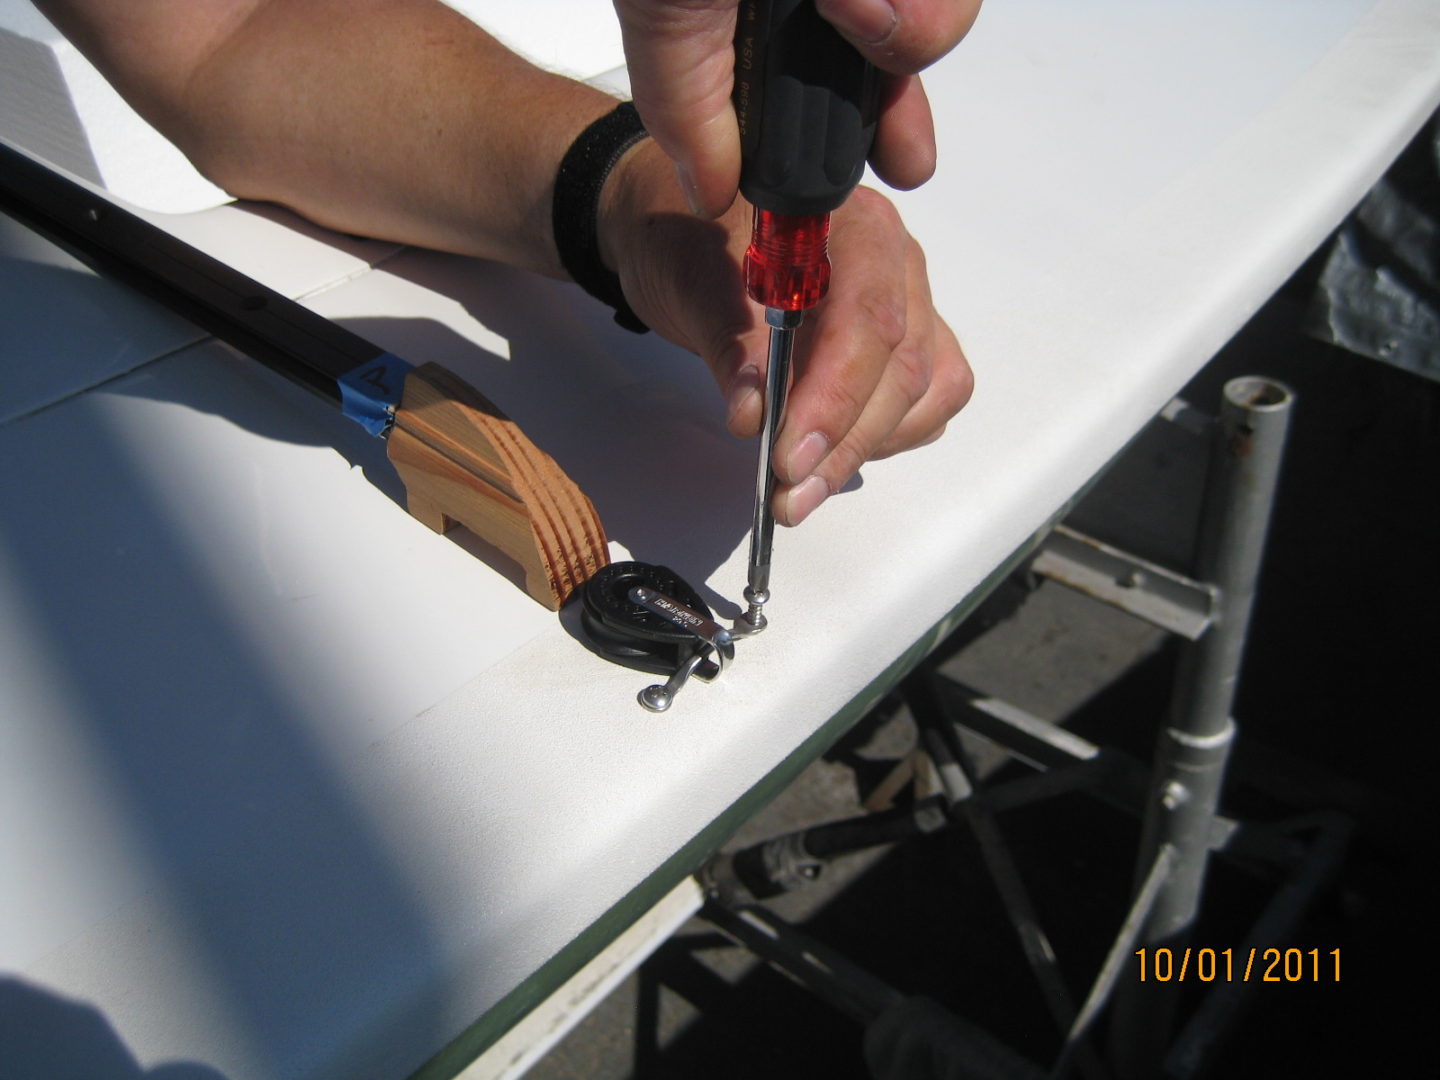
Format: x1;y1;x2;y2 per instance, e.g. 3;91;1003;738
732;0;880;632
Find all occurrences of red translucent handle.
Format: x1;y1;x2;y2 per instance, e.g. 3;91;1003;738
744;208;831;311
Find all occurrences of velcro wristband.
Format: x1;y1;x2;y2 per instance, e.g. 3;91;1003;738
552;101;650;334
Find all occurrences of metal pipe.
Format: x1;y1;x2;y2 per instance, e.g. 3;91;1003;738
703;900;1046;1080
907;670;1110;1080
1165;813;1351;1078
702;899;904;1025
1172;377;1295;745
1109;377;1293;1078
1050;844;1175;1080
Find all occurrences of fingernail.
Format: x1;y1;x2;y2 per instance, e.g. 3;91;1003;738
785;430;830;483
817;0;897;46
785;475;831;526
727;366;763;430
674;162;704;215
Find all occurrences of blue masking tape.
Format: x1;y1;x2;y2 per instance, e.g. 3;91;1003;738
338;352;413;436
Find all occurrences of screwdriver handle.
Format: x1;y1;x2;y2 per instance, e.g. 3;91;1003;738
734;0;881;216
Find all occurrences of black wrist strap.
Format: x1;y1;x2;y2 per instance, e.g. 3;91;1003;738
552;101;650;334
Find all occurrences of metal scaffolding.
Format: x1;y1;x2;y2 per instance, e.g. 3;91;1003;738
694;377;1353;1079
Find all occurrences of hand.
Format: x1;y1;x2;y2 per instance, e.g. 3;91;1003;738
612;0;982;217
601;140;972;525
29;0;973;500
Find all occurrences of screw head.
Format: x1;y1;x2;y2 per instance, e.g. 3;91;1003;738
638;685;673;712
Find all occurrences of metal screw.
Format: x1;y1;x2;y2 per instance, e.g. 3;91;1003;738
737;585;769;633
638;685;673;712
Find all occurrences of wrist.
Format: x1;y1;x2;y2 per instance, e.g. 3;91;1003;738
551;100;654;331
596;137;681;274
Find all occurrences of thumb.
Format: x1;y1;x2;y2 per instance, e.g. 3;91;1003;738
814;0;979;74
613;0;743;217
600;138;767;430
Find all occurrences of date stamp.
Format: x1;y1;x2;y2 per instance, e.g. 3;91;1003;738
1135;947;1340;983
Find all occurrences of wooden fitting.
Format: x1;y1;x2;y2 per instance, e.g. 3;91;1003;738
386;362;609;609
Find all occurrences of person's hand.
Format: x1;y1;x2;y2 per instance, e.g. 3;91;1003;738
600;140;972;525
31;0;968;529
612;0;982;217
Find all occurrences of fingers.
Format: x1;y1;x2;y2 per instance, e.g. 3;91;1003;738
820;0;980;193
601;147;972;531
872;314;971;459
868;74;936;190
771;187;972;525
600;140;770;404
612;0;743;218
814;0;981;74
614;0;981;215
772;188;909;489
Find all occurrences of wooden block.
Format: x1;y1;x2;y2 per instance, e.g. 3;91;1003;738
387;362;609;609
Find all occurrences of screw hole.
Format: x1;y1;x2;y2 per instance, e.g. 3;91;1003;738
1224;376;1290;410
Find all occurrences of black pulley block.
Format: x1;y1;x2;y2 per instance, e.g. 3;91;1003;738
580;561;715;675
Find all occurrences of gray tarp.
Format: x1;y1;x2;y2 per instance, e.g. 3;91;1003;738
1306;112;1440;382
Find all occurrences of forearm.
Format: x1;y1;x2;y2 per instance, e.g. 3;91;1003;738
36;0;619;276
32;0;972;523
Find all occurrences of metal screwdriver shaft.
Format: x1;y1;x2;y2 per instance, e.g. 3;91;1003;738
740;306;802;631
730;0;880;634
734;205;831;633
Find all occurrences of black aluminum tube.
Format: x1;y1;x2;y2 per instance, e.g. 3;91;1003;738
721;796;950;901
0;140;384;407
799;796;952;858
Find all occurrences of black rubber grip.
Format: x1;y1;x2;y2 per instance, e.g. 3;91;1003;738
734;0;880;215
